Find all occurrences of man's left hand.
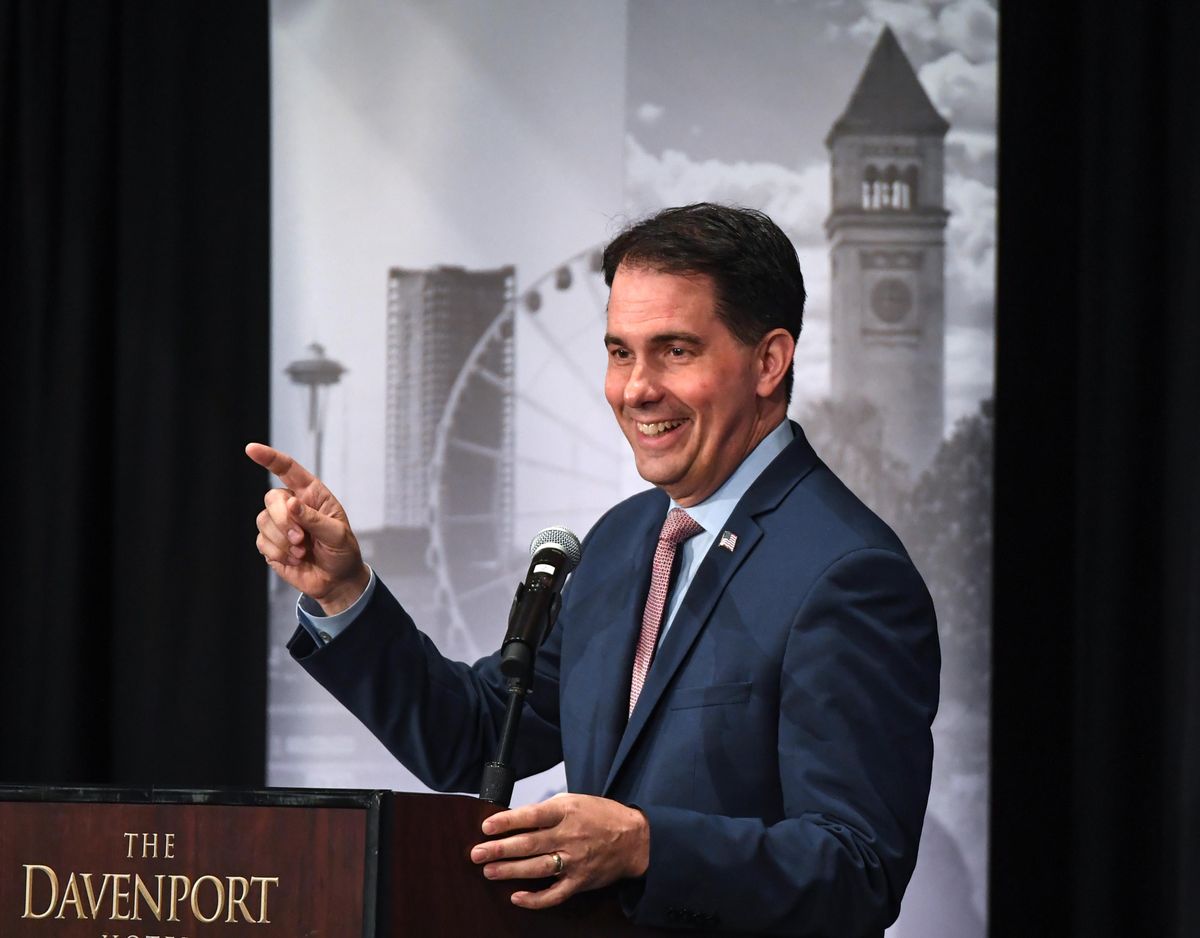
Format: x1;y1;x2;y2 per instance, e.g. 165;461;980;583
470;793;649;909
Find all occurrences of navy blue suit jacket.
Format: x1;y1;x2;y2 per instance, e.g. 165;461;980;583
289;424;940;936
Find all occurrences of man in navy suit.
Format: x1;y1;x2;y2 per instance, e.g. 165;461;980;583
250;204;939;936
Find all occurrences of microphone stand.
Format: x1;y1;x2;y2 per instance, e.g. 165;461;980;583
478;581;562;806
478;680;527;806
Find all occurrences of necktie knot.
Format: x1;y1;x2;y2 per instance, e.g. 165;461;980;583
660;507;704;548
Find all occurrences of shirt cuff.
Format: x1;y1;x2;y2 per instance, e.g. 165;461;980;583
296;566;377;646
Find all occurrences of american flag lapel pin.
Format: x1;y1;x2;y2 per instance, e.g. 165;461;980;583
718;530;738;552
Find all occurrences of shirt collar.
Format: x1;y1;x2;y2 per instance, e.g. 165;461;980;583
669;419;794;534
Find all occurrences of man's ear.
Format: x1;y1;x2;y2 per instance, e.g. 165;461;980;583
755;328;795;398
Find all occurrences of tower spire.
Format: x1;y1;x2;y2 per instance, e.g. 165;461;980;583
826;26;949;146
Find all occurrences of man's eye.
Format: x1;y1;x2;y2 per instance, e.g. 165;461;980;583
668;346;688;357
609;347;630;360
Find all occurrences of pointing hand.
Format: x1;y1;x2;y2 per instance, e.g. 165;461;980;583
246;443;370;614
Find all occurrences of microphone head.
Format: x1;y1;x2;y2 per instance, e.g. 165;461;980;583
528;526;582;572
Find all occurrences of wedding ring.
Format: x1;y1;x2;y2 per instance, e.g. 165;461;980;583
550;852;564;876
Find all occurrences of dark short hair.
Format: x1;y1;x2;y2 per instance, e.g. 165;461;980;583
602;203;806;399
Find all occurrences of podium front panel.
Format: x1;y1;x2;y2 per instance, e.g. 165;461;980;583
0;787;382;938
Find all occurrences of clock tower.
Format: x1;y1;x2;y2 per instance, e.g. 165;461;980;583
825;27;949;478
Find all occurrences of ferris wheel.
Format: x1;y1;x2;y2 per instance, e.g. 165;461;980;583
426;247;645;660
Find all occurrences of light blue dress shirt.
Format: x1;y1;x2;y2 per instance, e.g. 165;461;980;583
297;567;377;643
299;419;794;647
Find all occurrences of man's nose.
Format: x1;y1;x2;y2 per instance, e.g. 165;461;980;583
623;359;662;408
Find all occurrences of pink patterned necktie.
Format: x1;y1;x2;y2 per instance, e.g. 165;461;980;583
629;508;704;716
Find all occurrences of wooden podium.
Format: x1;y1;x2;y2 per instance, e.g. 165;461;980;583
0;786;681;937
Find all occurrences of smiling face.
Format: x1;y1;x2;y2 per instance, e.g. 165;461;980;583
604;263;792;507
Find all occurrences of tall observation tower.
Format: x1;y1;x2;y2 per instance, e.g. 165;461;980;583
825;27;950;479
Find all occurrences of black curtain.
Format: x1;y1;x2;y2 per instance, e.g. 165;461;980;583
993;4;1199;937
0;2;269;786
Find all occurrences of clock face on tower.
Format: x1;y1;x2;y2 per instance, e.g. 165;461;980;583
870;277;913;324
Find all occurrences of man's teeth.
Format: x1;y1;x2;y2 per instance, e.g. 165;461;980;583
638;419;686;437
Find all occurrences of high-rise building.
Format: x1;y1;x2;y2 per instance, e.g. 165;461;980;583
825;27;950;478
384;265;515;536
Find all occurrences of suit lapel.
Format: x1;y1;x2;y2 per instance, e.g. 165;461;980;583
603;516;763;794
600;422;821;795
578;504;661;794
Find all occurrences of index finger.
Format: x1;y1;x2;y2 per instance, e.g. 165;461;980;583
245;442;317;490
482;799;565;836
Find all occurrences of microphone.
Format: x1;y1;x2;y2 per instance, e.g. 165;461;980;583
481;526;582;804
499;526;582;682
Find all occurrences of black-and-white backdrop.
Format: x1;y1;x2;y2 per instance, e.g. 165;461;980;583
268;2;996;933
